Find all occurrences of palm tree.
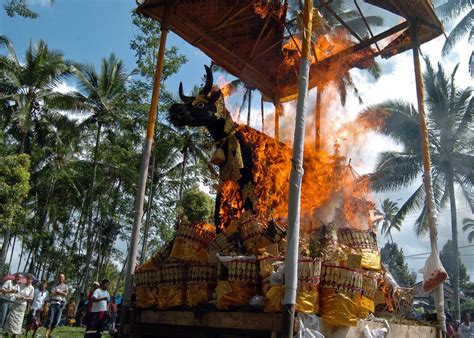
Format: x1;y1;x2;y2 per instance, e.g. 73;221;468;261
462;217;474;243
0;36;74;154
376;199;402;242
71;54;136;291
358;59;473;321
435;0;473;57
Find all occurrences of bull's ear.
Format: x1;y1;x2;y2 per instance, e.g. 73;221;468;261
208;89;221;103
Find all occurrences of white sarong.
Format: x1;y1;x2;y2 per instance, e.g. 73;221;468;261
4;302;27;335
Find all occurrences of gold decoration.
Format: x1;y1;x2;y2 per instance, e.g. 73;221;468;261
211;147;225;165
242;182;257;210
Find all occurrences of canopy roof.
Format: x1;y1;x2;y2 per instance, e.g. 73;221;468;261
137;0;443;102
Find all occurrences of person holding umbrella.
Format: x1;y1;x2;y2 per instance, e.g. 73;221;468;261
0;273;23;332
4;274;34;337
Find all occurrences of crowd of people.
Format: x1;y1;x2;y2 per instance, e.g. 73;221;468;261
0;272;118;337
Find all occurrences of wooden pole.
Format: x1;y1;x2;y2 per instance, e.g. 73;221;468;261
410;21;446;332
274;100;281;141
119;2;174;336
282;0;313;337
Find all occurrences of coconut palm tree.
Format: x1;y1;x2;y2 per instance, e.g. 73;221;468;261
435;0;473;57
71;54;136;291
462;217;474;243
358;58;473;321
0;36;74;154
376;199;402;242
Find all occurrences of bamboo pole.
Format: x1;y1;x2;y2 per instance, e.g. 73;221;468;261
274;100;281;141
410;21;446;332
119;2;174;336
282;1;313;337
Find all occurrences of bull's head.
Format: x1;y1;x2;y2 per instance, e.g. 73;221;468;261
169;65;222;128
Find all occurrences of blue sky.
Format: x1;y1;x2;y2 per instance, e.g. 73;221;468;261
1;1;473;280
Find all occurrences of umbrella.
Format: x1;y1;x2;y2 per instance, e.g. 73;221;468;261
2;273;38;285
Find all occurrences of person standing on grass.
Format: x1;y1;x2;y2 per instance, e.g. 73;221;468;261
85;279;110;338
25;280;49;337
45;273;68;338
0;273;21;332
107;296;118;334
4;274;34;337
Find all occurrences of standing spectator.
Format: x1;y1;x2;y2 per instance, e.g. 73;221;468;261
107;296;118;334
45;273;68;338
25;280;49;337
0;273;21;332
460;313;474;338
83;282;99;327
4;274;34;337
85;279;110;338
76;293;87;328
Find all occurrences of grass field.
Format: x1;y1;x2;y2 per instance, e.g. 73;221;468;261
24;326;109;337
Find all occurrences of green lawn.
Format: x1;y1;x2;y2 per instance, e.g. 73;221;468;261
28;326;109;337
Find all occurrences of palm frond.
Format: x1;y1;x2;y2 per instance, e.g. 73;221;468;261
442;9;474;56
357;100;421;152
371;151;422;191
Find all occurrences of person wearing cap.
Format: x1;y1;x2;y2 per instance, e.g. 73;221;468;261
45;273;68;338
82;281;100;328
4;274;34;337
85;279;110;338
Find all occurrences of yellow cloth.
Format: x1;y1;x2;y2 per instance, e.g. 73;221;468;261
216;281;257;309
170;237;209;263
157;284;186;309
320;288;361;327
186;283;215;307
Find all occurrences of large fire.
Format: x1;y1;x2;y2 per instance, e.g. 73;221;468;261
216;32;378;236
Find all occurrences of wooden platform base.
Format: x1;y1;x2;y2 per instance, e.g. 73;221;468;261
127;309;441;338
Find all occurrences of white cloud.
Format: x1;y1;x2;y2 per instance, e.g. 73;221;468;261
54;81;76;94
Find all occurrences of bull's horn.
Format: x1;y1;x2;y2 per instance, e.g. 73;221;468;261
202;65;213;95
179;82;193;102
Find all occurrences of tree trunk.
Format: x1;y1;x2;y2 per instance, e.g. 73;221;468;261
80;122;102;293
178;148;189;202
16;239;24;272
247;89;252;126
140;152;157;265
447;172;460;321
8;235;16;267
0;229;11;265
261;95;264;133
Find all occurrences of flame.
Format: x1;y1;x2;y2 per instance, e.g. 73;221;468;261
214;31;379;235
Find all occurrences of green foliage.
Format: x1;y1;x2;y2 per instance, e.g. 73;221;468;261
130;13;187;82
380;242;416;287
462;217;474;243
375;199;402;241
4;0;38;18
0;154;30;229
461;299;474;313
440;240;470;289
177;185;214;224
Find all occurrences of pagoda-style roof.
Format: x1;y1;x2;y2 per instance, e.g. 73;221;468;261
137;0;443;102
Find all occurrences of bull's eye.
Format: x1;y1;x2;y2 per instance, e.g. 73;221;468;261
196;102;205;109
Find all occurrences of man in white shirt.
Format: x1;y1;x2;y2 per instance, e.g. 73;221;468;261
0;274;21;331
85;279;110;338
4;274;34;336
45;273;68;338
25;280;49;337
460;312;474;338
